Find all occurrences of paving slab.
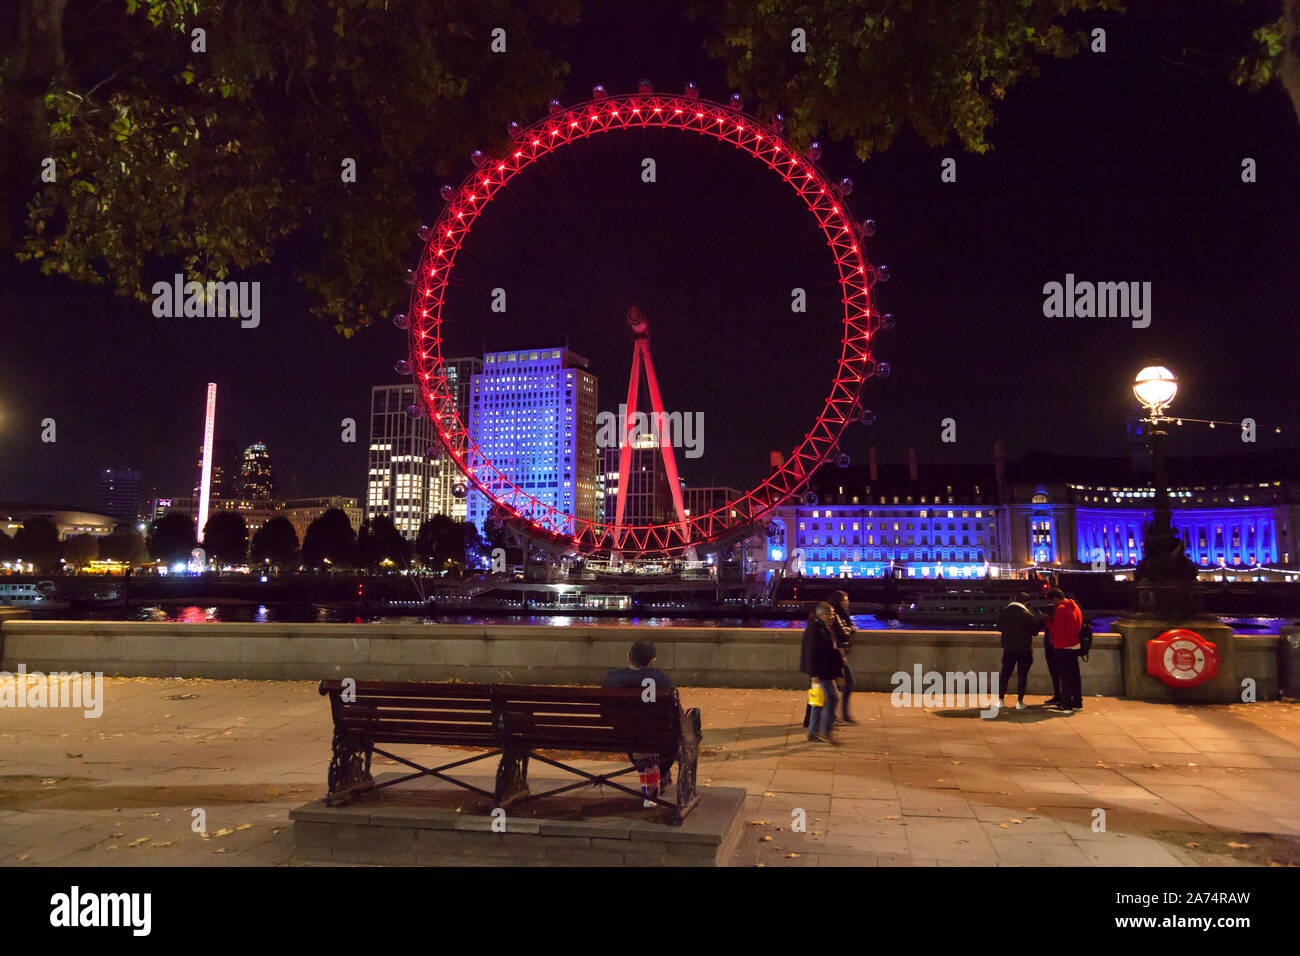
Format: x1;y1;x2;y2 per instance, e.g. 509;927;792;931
2;676;1300;866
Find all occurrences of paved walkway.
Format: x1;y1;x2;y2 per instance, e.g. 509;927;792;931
2;677;1299;866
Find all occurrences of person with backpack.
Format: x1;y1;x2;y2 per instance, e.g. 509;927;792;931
800;601;844;743
992;592;1041;712
1043;588;1084;713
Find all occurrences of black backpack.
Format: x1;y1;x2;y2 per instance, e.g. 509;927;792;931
1078;620;1094;661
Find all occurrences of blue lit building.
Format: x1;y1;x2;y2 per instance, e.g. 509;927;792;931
1010;447;1298;572
766;445;1300;580
770;450;1001;580
466;347;598;536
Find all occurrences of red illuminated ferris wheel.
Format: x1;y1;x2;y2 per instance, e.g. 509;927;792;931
399;84;890;557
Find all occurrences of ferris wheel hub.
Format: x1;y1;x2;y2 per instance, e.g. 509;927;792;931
626;305;649;336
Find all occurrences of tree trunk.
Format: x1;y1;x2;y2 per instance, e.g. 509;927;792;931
1283;0;1300;127
0;0;67;255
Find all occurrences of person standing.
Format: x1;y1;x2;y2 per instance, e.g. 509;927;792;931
799;602;843;744
1043;588;1084;713
1040;591;1062;707
829;589;857;725
993;593;1040;712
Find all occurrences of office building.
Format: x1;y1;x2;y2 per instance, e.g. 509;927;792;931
281;496;363;545
466;347;598;536
366;383;437;540
96;468;143;523
602;434;680;526
428;357;483;521
239;443;277;501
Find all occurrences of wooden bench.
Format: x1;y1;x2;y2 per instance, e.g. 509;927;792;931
318;680;703;822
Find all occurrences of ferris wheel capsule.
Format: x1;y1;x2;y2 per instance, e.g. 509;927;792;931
403;269;416;285
548;98;563;114
417;224;432;242
392;313;409;330
394;359;411;376
440;184;455;202
728;92;743;110
860;408;877;426
405;403;424;419
507;120;523;139
876;362;892;379
803;491;819;506
837;453;852;468
592;83;607;98
684;81;699;99
808;141;822;161
638;78;654;94
471;149;487;167
452;482;468;499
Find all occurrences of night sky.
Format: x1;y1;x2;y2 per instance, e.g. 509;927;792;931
2;1;1298;511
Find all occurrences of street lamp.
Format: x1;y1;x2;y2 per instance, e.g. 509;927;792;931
1131;365;1198;615
1133;366;1178;419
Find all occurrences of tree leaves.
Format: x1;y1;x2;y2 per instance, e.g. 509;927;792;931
700;0;1121;159
18;0;575;331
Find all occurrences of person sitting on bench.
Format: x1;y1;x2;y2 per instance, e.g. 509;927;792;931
603;640;678;807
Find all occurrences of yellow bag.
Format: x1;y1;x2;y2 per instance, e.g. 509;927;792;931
808;680;826;708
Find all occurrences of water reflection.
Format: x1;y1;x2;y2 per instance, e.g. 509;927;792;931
65;603;1295;634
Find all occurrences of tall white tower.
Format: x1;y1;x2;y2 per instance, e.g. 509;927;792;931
196;383;217;542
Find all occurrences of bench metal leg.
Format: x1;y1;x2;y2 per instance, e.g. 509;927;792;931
325;730;373;804
495;743;530;807
675;708;703;822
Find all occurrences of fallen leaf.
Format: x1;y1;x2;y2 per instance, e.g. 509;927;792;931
236;824;252;831
1227;842;1251;849
999;823;1011;829
214;828;233;837
760;835;773;842
104;845;118;851
152;841;175;848
1010;818;1023;825
40;778;56;785
15;853;29;861
785;852;800;859
1184;842;1200;848
128;838;148;847
214;848;227;853
884;815;899;820
65;752;83;758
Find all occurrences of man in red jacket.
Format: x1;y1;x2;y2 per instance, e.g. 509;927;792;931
1043;588;1084;713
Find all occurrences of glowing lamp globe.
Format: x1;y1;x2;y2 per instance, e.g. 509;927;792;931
1134;366;1177;415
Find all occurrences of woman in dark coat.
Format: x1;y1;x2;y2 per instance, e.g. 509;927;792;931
800;602;843;743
